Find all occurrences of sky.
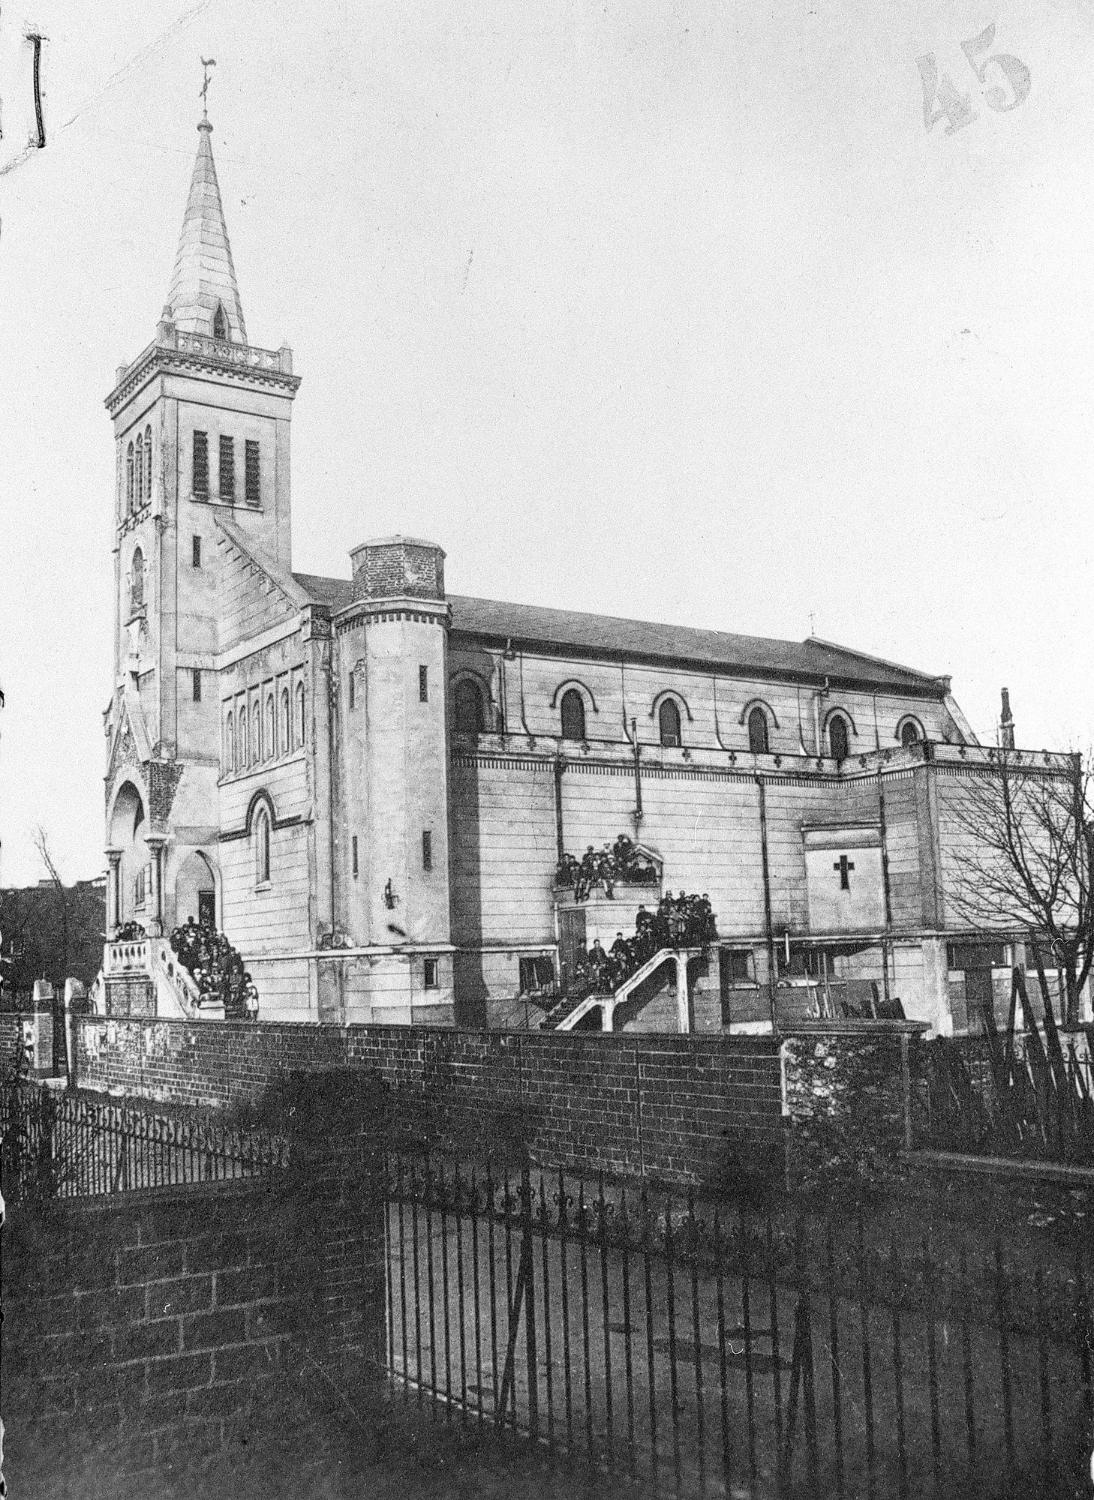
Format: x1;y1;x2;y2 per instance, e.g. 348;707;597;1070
1;0;1092;886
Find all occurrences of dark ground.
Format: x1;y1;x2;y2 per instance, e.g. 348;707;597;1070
0;1377;640;1500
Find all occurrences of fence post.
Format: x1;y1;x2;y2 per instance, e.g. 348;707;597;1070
900;1032;913;1151
521;1151;539;1438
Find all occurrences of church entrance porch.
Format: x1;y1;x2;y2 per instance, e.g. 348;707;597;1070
174;849;218;932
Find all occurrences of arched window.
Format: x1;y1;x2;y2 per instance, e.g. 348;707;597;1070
658;698;682;748
213;304;227;341
255;807;271;885
900;719;922;748
238;707;248;768
126;442;135;512
251;704;261;764
748;705;770;755
454;678;485;735
129;547;145;613
280;687;290;752
224;712;234;773
135;434;144;507
828;713;850;761
560;688;586;741
144;425;153;501
265;694;275;759
296;682;306;746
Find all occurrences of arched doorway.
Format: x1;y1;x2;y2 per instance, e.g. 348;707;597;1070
109;781;147;927
175;850;218;930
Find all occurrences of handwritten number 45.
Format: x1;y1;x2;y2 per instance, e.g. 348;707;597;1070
917;24;1030;135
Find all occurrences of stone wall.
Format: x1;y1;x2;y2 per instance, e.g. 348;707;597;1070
74;1017;784;1185
781;1021;925;1184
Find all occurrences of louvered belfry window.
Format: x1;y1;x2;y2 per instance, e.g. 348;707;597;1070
192;431;209;496
245;440;261;505
219;436;235;501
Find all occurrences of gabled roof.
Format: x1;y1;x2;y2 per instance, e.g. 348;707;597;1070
165;119;247;342
291;571;946;694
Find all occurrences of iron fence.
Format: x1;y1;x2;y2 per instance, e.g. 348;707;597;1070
0;1080;287;1200
383;1149;1094;1498
921;1033;1094;1166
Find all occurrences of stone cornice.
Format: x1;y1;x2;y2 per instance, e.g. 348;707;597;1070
105;340;301;415
334;595;451;633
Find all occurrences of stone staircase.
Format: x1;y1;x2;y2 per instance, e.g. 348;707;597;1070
92;937;221;1021
542;946;703;1032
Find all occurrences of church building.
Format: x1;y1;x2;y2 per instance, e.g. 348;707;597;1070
100;112;1084;1037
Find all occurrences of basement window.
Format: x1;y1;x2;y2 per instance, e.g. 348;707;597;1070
192;535;202;568
422;831;433;871
423;958;439;990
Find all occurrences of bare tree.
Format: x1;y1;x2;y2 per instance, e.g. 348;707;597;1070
32;825;70;990
946;751;1093;1027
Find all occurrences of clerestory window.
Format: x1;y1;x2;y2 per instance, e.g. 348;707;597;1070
658;698;682;748
560;688;586;742
748;706;770;756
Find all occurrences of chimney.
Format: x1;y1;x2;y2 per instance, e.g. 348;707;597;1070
349;536;446;603
999;687;1015;750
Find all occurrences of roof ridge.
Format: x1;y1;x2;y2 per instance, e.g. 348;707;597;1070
805;635;944;684
288;574;942;691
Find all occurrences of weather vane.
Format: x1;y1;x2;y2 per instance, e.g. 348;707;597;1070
200;57;216;119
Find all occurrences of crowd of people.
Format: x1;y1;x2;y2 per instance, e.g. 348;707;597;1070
113;921;147;943
555;834;660;902
169;916;259;1021
574;891;718;996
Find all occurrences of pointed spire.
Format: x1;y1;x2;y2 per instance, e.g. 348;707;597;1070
165;117;247;343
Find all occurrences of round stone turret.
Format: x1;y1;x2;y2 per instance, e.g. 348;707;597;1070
349;536;446;602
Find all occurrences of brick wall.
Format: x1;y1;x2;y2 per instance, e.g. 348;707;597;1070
0;1009;55;1074
2;1109;385;1496
2;1181;296;1487
74;1018;783;1185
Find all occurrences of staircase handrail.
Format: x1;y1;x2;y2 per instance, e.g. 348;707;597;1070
549;945;704;1031
149;937;204;1015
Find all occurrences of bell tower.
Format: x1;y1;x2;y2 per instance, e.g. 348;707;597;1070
103;106;301;937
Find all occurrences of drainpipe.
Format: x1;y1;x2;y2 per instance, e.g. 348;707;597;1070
517;651;532;738
631;717;643;833
553;754;566;860
712;676;731;752
494;647;509;734
812;678;830;756
757;778;777;1031
877;769;894;1007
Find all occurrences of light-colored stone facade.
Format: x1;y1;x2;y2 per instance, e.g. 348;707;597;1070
100;117;1089;1036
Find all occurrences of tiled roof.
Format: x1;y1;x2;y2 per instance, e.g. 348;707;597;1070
291;573;944;693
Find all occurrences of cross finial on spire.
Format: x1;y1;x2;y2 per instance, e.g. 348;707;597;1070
200;57;216;121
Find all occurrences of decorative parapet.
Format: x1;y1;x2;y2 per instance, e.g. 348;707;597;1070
174;330;288;370
105;334;300;413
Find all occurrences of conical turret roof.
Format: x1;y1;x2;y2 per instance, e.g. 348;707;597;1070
165;118;247;342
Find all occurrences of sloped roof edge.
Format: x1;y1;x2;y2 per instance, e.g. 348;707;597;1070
290;571;945;694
